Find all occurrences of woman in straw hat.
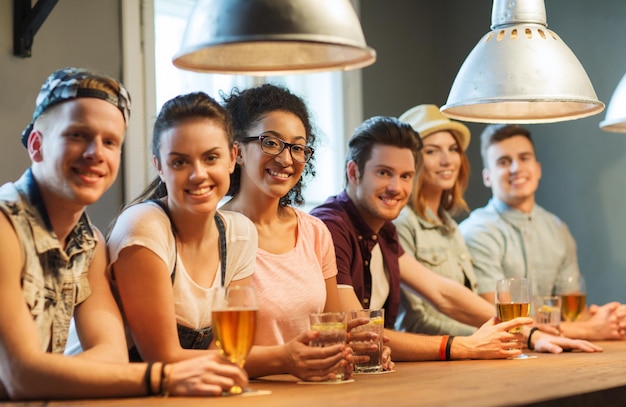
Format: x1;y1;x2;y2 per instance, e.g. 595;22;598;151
393;104;478;336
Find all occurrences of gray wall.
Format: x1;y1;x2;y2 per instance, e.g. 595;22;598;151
360;0;626;305
0;0;123;231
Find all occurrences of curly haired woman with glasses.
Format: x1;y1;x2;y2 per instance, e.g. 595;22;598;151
221;83;356;382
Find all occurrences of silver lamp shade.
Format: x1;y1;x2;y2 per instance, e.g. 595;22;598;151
600;73;626;133
172;0;376;75
441;0;604;124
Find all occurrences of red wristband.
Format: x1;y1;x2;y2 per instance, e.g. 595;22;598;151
439;335;449;361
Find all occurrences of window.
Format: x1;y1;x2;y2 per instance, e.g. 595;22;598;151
123;0;363;210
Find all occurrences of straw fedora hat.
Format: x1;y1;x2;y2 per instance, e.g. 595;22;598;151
399;104;470;150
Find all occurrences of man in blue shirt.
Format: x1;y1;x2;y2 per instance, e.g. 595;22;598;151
460;123;626;340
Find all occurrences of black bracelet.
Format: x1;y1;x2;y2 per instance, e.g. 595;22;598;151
144;361;154;396
161;363;171;397
159;362;167;396
445;335;455;361
527;327;540;351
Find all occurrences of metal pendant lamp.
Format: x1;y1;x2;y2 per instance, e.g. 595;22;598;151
441;0;604;124
172;0;376;76
599;73;626;133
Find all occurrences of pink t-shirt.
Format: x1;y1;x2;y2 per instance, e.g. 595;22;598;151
253;208;338;346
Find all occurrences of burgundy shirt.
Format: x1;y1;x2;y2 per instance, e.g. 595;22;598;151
310;191;403;328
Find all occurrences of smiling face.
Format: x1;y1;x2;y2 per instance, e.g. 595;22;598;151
237;110;307;201
30;98;126;210
483;135;542;213
347;144;416;232
420;130;462;196
155;118;235;214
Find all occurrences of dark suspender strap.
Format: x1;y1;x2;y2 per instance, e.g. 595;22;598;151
214;213;227;287
151;199;226;286
136;200;225;355
150;199;178;282
151;199;176;234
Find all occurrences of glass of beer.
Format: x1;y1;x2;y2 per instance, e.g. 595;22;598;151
555;274;587;322
212;285;258;394
495;277;534;359
309;312;347;381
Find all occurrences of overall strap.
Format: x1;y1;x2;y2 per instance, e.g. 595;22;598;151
214;212;227;287
149;199;178;282
151;199;226;286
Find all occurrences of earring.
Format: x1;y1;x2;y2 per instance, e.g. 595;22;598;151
157;178;167;194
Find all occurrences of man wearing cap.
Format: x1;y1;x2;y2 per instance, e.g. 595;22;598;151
459;123;626;341
0;67;247;400
393;104;478;337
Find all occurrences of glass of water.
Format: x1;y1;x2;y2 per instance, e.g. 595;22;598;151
532;296;562;335
309;312;347;382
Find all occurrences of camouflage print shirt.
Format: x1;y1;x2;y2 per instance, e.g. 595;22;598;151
0;169;94;353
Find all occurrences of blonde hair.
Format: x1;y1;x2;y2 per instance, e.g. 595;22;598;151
407;131;470;225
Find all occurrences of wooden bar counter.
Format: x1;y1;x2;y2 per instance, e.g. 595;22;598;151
3;341;626;407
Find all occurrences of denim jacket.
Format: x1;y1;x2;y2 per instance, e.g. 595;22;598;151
394;206;477;336
0;170;94;353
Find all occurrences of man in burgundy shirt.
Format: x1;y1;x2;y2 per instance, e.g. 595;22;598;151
311;116;601;361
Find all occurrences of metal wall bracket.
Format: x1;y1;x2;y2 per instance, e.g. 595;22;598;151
13;0;59;57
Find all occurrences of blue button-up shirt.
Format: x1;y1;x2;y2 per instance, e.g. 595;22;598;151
459;197;580;297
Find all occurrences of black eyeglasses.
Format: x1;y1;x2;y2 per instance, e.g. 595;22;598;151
248;134;314;163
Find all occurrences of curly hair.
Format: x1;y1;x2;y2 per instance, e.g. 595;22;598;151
222;83;317;207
